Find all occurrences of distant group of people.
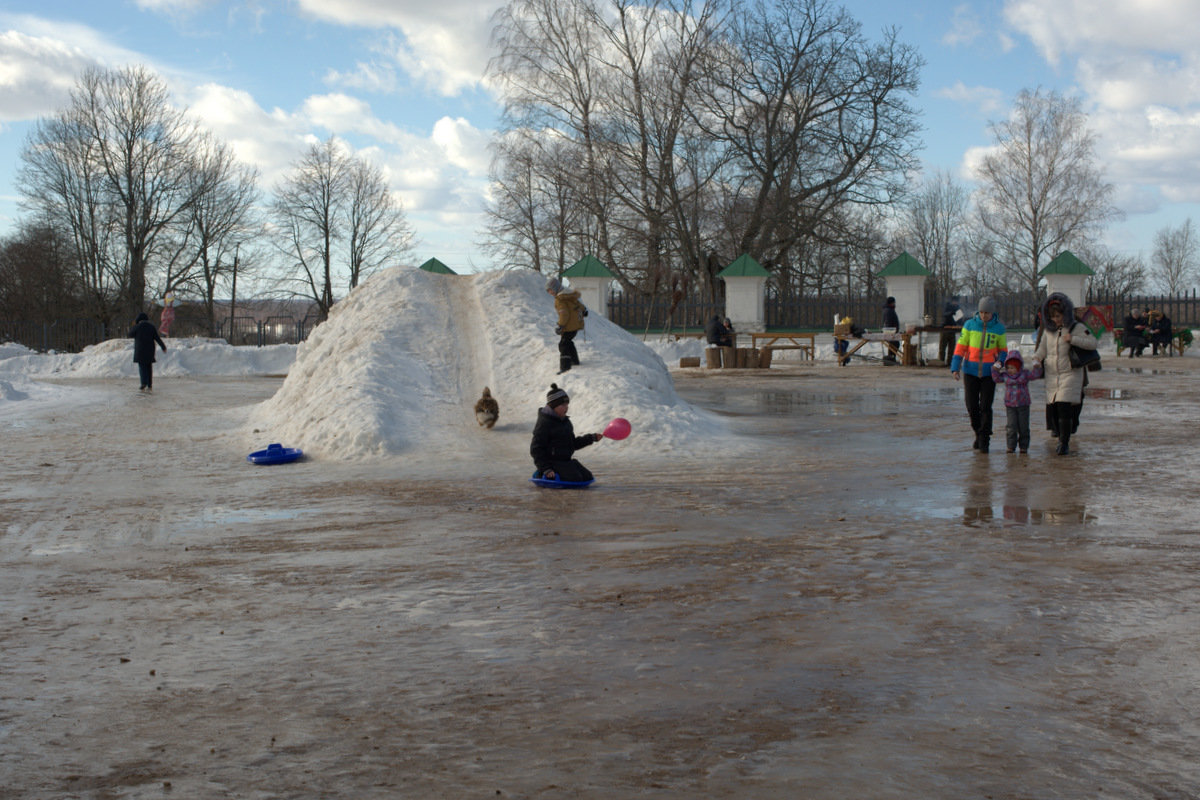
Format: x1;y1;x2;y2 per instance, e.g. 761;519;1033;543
1122;307;1174;357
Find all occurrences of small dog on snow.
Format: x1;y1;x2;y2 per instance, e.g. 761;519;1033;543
474;387;499;429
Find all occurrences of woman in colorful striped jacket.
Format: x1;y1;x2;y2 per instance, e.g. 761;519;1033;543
949;296;1007;453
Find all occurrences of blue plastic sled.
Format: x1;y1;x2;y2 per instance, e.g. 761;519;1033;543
530;470;594;489
247;443;304;465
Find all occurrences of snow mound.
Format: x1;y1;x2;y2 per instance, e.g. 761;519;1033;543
0;337;295;379
246;267;729;460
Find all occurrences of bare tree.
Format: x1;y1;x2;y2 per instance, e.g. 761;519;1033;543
695;0;921;272
18;106;121;322
1151;218;1198;294
898;170;969;296
18;65;205;323
272;137;415;318
974;88;1121;294
1075;243;1146;297
178;134;262;334
489;0;922;298
272;138;347;319
346;157;415;289
0;222;86;322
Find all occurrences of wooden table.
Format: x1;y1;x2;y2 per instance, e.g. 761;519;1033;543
834;332;912;366
748;332;816;360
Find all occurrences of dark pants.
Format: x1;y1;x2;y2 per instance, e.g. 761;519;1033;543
938;329;957;362
558;330;580;372
1005;406;1031;452
962;373;995;442
545;459;593;482
1125;333;1146;356
137;361;153;389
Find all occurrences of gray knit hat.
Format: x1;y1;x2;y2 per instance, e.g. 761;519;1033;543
978;296;996;314
545;276;562;293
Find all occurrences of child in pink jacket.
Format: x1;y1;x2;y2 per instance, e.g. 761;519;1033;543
991;349;1043;454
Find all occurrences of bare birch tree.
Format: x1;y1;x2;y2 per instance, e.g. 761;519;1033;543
974;88;1120;294
898;170;969;296
272;137;415;318
1151;218;1198;294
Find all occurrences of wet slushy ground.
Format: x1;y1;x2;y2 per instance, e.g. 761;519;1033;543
3;358;1200;798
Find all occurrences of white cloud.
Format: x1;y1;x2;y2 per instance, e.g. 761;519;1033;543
942;4;982;47
293;0;496;96
1004;0;1200;63
935;81;1006;117
324;61;399;94
998;0;1200;215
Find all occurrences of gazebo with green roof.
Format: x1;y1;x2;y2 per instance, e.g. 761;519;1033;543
1039;250;1093;308
561;254;615;319
718;254;769;332
418;257;457;275
878;251;930;328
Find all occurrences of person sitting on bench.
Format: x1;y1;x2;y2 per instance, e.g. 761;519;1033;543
1122;308;1148;357
1148;309;1173;356
705;314;733;347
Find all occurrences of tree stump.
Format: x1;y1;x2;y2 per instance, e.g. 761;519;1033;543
759;346;773;368
720;346;736;368
679;356;701;368
705;347;723;369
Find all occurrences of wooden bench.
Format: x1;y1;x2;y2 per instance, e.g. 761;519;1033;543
748;332;816;360
667;331;706;342
1114;329;1186;357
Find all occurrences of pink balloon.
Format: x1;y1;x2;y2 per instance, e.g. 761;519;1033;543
602;417;631;440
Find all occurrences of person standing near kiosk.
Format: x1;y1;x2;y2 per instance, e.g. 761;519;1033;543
950;296;1007;453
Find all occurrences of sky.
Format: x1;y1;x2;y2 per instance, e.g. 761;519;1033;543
1;0;1199;276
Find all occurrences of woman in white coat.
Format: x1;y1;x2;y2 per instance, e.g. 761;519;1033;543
1033;293;1097;455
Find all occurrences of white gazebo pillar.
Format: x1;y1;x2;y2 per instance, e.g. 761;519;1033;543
561;254;616;321
568;276;611;320
1040;250;1094;309
884;275;927;329
718;254;770;333
878;252;932;329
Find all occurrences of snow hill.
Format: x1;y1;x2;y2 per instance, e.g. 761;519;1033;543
245;267;729;461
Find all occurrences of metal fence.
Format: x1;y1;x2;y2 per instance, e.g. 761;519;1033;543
606;293;725;332
0;318;110;353
608;288;1200;333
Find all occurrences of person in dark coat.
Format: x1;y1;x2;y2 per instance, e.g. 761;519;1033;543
704;314;732;347
1122;308;1148;357
530;384;602;482
1148;310;1173;356
938;297;961;363
881;296;901;363
128;311;167;391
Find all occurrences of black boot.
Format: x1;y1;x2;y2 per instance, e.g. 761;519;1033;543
978;435;990;454
972;431;980;450
557;356;572;375
1055;404;1073;455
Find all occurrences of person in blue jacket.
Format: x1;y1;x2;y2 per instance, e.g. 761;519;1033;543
949;296;1007;453
128;312;167;392
530;384;603;482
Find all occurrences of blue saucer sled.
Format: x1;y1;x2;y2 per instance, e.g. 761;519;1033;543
247;443;304;465
530;470;594;489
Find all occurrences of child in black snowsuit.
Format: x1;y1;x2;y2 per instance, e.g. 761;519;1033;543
530;384;602;482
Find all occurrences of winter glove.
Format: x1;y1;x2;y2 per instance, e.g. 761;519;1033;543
554;325;563;335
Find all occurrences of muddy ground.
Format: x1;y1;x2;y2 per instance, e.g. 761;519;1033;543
3;357;1200;799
